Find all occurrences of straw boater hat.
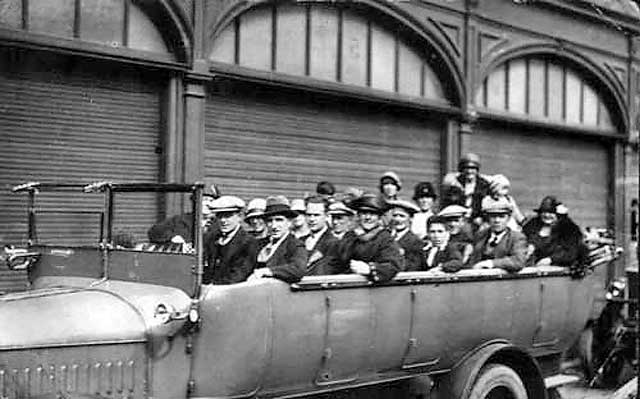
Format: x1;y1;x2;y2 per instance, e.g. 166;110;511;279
245;198;266;219
290;199;306;215
209;196;245;213
263;195;298;218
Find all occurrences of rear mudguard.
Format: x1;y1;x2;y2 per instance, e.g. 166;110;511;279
432;340;547;399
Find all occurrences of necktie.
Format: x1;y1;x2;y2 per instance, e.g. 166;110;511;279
489;234;500;247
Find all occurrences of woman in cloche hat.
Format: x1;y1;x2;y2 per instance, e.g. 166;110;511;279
522;196;585;268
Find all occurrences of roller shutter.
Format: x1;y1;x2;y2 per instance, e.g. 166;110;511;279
467;124;609;229
205;83;443;200
0;50;163;249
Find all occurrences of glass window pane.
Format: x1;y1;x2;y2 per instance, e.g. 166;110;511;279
370;25;395;92
423;63;444;100
565;70;581;124
397;43;421;97
547;63;564;121
276;4;305;75
210;24;235;64
582;84;598;126
239;7;272;70
309;6;338;81
487;64;506;110
341;12;367;87
507;59;526;114
128;3;169;54
80;0;124;46
0;0;22;29
528;59;545;117
29;0;75;38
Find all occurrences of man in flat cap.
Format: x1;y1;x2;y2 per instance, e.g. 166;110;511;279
386;199;426;271
438;204;475;264
468;197;527;272
203;196;257;284
248;196;307;283
328;201;355;241
411;181;437;239
442;153;491;228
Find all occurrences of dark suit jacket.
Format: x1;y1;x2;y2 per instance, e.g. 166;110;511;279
256;234;308;283
337;228;402;282
396;231;427;271
424;242;464;272
305;229;340;276
203;228;257;284
468;228;527;272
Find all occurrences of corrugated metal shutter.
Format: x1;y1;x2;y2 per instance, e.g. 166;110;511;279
205;83;442;200
467;124;610;299
0;51;163;291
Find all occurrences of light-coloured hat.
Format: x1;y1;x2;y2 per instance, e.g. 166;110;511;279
385;199;420;215
328;201;355;216
489;174;510;191
380;171;402;190
245;198;266;219
438;205;469;219
209;195;245;213
290;198;306;214
482;196;512;215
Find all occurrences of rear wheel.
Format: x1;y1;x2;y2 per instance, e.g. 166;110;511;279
468;363;528;399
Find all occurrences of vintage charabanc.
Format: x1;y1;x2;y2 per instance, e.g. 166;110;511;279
0;182;611;399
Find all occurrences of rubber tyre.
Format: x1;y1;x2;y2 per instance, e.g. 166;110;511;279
467;363;528;399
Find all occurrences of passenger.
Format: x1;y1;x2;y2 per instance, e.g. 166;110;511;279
316;181;336;203
523;196;585;267
327;201;355;240
290;198;311;239
468;197;528;272
411;182;437;239
439;185;466;209
481;174;524;231
423;216;464;272
147;184;220;245
379;171;402;202
442;153;491;227
437;205;474;264
203;196;257;284
337;193;403;282
245;198;268;239
248;196;307;283
386;199;426;271
304;196;340;275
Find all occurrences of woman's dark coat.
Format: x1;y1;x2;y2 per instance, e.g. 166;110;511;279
523;216;585;266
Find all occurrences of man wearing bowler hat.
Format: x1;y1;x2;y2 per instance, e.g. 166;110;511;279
248;196;308;283
203;196;257;284
411;181;437;239
336;193;402;282
468;197;527;272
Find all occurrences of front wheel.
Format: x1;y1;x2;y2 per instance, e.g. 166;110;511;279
468;363;528;399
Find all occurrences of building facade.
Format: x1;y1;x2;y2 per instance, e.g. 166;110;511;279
0;0;638;292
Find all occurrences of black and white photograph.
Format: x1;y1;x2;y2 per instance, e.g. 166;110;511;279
0;0;639;398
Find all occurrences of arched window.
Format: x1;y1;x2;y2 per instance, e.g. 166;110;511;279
209;3;451;104
0;0;173;58
475;56;616;131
